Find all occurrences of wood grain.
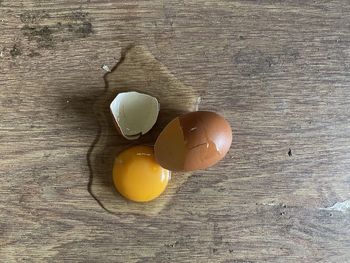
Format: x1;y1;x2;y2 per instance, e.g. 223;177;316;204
1;0;350;262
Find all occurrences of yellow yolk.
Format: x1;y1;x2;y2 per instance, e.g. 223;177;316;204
113;145;170;202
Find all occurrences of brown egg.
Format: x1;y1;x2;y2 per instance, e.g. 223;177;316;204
154;111;232;171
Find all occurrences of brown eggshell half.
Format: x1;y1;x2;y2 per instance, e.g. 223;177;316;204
154;111;232;171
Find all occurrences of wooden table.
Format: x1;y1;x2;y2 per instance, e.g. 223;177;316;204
1;1;349;262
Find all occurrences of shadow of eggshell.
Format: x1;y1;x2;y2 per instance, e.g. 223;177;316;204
88;46;200;216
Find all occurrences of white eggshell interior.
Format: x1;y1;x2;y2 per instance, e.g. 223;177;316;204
110;91;159;140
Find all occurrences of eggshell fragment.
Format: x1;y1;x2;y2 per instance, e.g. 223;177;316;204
154;111;232;171
110;91;159;140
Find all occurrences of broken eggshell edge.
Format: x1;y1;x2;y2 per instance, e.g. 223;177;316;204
110;91;160;140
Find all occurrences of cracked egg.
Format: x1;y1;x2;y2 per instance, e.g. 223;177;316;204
154;111;232;171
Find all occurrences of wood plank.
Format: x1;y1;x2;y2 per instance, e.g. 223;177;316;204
0;0;349;262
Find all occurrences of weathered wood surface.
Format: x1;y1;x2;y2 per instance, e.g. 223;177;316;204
1;0;350;262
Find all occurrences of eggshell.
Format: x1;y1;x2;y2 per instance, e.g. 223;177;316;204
154;111;232;171
110;91;159;140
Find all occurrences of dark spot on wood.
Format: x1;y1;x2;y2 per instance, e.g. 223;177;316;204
288;148;292;157
329;213;333;217
212;248;218;253
164;240;178;248
64;10;93;37
20;10;49;24
234;49;275;75
28;50;41;57
68;10;90;21
266;58;273;67
234;48;299;75
10;44;22;57
282;48;300;62
68;21;93;37
21;25;54;48
20;9;93;50
2;98;13;106
229;249;234;253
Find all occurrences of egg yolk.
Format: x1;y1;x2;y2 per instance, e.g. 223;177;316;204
113;145;170;202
